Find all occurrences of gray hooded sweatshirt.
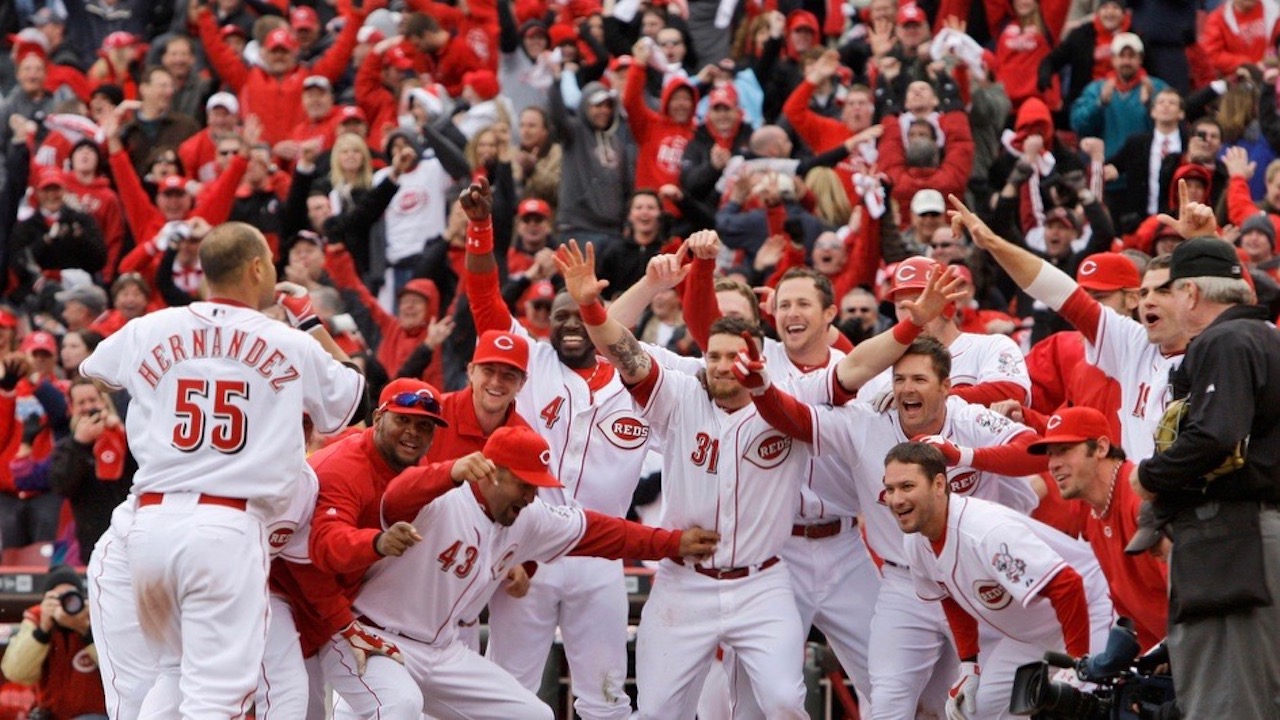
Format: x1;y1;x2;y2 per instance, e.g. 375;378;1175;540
548;80;635;236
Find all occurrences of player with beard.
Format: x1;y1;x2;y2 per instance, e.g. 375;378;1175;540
460;178;667;720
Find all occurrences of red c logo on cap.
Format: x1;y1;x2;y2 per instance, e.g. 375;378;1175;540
1047;415;1063;429
494;335;515;351
539;449;552;466
1080;260;1097;275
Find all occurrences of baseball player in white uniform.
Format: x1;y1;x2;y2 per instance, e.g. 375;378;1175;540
351;425;719;720
948;196;1188;459
91;464;322;718
556;239;964;719
737;336;1049;720
884;441;1113;720
461;180;660;719
612;236;884;708
80;222;366;718
857;256;1032;407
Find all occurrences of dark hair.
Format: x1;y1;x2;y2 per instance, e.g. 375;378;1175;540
146;146;186;176
713;278;762;327
403;12;439;36
708;315;763;346
1084;438;1127;461
884;441;948;487
1152;87;1184;111
140;65;171;86
70;138;106;175
66;329;104;355
200;222;269;286
897;336;951;380
776;266;835;309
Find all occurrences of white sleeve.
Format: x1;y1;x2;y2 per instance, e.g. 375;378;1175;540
79;321;136;390
811;403;875;462
975;335;1031;400
978;523;1069;608
300;340;366;434
1082;308;1144;381
636;363;693;439
643;341;705;376
519;501;589;563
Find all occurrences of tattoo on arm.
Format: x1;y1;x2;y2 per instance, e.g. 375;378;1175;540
606;332;652;380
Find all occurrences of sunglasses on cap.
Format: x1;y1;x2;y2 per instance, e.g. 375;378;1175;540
381;390;443;415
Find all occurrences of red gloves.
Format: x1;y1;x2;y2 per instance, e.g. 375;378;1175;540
914;434;975;467
275;282;321;334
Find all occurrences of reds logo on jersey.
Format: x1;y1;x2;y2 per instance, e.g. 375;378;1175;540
491;546;519;580
73;647;99;673
396;189;428;213
947;470;978;494
973;581;1012;610
267;524;296;551
745;432;793;469
595;410;650;450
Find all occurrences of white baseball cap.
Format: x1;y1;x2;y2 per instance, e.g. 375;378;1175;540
1111;32;1143;56
910;189;946;216
206;91;240;115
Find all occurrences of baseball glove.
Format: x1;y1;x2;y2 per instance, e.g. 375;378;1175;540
1153;399;1246;481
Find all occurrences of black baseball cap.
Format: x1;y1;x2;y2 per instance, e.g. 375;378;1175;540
1160;236;1243;288
1124;501;1170;554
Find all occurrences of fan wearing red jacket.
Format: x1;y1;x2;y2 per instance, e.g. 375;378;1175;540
783;51;880;201
624;40;697;209
1199;0;1280;79
193;0;368;145
878;100;974;228
355;40;420;153
62;140;126;281
403;12;488;97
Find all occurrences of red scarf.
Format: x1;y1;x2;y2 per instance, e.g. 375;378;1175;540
1109;67;1148;93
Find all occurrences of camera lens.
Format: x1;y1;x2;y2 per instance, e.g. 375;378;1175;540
59;589;84;616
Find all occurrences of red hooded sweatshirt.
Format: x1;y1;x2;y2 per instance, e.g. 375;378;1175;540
61;173;126;280
623;62;697;200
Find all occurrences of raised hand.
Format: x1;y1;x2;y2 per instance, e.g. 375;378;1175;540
1156;179;1218;239
451;451;497;484
644;241;691;289
806;49;841;84
1223;146;1255;180
899;264;965;327
242;114;263;150
459;176;492;221
553;240;609;305
390;145;417;179
731;330;769;396
948;194;1004;251
686;229;722;260
275;282;321;332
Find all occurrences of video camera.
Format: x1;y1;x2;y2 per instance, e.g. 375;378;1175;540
1009;618;1177;719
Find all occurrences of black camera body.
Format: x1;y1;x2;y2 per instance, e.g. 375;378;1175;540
1009;618;1176;720
58;589;85;616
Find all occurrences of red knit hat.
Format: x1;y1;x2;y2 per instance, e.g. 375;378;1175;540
463;70;500;101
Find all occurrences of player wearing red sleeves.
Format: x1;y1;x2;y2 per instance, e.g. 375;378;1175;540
886;442;1113;720
352;426;719;720
1029;408;1169;649
949;194;1189;459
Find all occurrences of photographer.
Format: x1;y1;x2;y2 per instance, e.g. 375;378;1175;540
0;566;106;719
49;378;134;565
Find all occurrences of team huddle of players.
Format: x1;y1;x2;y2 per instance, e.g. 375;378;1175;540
79;180;1177;720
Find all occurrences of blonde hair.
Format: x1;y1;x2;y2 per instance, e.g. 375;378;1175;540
465;126;500;170
329;133;373;201
805;166;853;227
1217;82;1258;144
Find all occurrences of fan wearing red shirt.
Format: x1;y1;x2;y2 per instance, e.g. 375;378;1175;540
624;40;697;211
1028;408;1169;649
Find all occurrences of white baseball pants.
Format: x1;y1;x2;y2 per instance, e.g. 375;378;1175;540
322;630;423;720
868;565;958;720
486;556;632;720
88;507;151;720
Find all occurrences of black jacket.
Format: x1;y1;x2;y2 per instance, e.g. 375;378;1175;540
1107;129;1189;232
9;207;106;297
1038;21;1100;112
49;433;135;565
1139;304;1280;509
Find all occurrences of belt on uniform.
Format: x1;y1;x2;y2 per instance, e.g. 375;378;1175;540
138;492;247;511
675;556;780;580
791;517;856;539
881;558;907;570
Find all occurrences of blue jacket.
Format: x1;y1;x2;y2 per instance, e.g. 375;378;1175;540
1070;77;1169;155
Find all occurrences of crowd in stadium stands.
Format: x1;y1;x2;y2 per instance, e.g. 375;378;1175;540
2;0;1280;715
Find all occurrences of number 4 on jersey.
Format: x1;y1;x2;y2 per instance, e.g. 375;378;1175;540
540;396;565;430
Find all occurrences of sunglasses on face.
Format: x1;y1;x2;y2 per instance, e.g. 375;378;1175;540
930;241;958;249
844;307;875;314
382;390;442;415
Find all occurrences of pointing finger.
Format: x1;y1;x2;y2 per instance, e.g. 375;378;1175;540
674;239;689;265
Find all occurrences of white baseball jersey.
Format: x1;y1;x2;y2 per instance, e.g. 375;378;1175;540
1084;306;1184;460
266;463;319;563
353;486;588;649
857;332;1031;403
905;495;1111;645
812;395;1037;567
80;302;365;509
373;152;453;264
639;364;838;568
503;319;655;518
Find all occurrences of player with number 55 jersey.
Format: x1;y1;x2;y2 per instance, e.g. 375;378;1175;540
80;223;366;718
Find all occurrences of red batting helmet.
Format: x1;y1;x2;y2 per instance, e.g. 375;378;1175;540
888;256;939;298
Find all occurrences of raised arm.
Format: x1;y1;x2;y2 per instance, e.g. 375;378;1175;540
606;243;691;329
554;240;653;385
460;178;518;334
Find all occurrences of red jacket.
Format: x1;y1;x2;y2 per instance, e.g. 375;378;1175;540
782;79;865;200
325;246;443;387
423;386;531;465
354;49;400;153
272;429;458;656
995;21;1059;110
623;63;697;195
1024;329;1123;442
1199;1;1280;78
178;129;218;184
62;174;126;280
424;34;488;97
878;110;974;227
17;605;106;717
196;7;361;144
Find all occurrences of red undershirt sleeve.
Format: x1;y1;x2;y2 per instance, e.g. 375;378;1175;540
1057;288;1105;345
570;510;682;560
941;596;981;660
952;380;1029;407
380;463;459;526
753;385;816;443
971;430;1049;475
1039;565;1092;658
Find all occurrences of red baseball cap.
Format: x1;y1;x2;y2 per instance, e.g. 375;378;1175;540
102;31;137;51
1076;253;1139;292
337;105;367;123
708;85;738;109
897;2;926;25
397;278;438;302
384;45;415;71
290;5;319;30
472;330;530;372
608;55;634;72
788;10;820;33
1026;407;1114;454
220;25;248;41
20;331;56;356
463;69;500;101
377;378;449;425
888;256;939;297
264;28;299;51
517;198;551;218
0;309;18;329
158;176;190;195
34;168;65;190
483;426;562;487
528;281;555;301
